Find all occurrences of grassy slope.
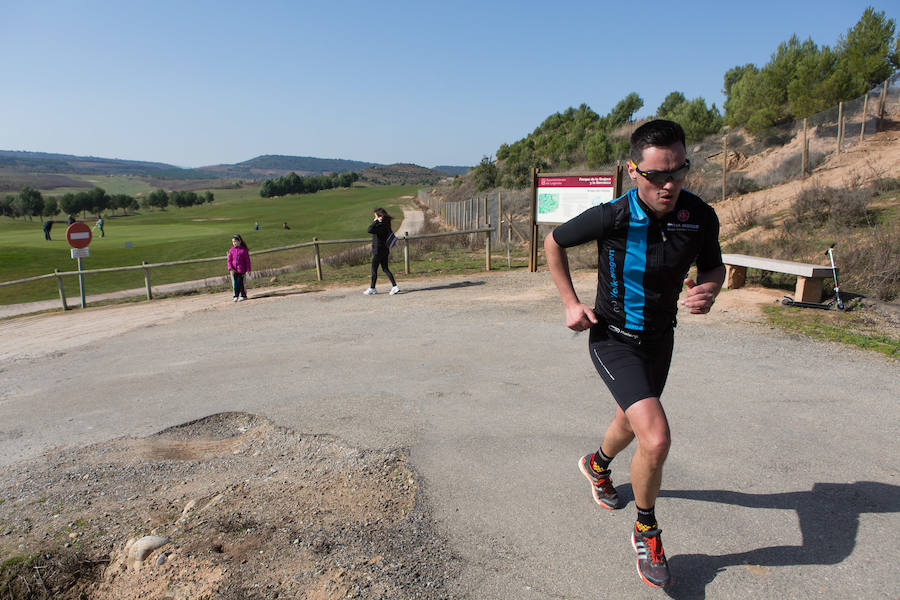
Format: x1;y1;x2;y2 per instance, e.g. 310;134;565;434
1;185;416;304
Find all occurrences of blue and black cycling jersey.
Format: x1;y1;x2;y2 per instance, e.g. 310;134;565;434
552;187;723;338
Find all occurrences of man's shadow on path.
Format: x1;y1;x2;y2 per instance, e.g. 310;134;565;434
402;280;485;294
253;289;319;300
614;481;899;599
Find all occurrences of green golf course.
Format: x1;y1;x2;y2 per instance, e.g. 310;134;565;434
1;184;417;305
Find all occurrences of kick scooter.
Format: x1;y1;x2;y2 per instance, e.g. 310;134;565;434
781;243;845;310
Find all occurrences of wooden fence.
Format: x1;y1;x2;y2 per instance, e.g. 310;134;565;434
1;226;495;311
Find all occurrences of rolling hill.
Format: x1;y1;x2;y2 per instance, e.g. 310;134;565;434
0;150;467;191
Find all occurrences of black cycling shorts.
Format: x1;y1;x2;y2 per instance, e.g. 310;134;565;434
588;325;674;411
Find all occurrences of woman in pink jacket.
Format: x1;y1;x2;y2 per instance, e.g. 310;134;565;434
227;234;251;301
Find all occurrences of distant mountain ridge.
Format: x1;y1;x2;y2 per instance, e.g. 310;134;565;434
0;150;214;179
0;150;469;185
199;154;378;179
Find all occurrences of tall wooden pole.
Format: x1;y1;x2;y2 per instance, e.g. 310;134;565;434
313;238;322;281
837;102;844;154
498;192;503;242
722;133;727;202
485;216;492;271
529;168;538;272
801;118;809;177
860;93;869;143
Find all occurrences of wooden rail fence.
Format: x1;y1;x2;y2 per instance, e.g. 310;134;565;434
1;226;495;311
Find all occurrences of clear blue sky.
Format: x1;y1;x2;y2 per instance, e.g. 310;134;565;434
1;1;895;169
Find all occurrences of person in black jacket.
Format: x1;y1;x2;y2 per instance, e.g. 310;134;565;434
544;120;725;589
364;208;400;295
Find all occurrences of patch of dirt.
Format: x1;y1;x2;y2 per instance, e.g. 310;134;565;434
0;412;458;599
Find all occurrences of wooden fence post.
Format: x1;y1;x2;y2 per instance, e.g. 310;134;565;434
722;132;727;202
837;102;844;154
485;217;492;271
498;192;503;242
313;237;322;281
403;232;410;275
143;261;152;300
860;93;869;143
506;217;512;268
55;268;68;310
801;118;809;177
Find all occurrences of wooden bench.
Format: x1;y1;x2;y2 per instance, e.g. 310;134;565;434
722;253;837;303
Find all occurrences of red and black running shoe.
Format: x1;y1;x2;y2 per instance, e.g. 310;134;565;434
631;526;673;588
578;453;619;509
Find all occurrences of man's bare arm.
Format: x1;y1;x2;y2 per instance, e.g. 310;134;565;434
544;232;598;331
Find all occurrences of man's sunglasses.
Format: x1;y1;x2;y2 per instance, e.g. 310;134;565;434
630;158;691;184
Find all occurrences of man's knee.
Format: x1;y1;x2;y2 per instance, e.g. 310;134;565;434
626;399;671;464
640;432;670;465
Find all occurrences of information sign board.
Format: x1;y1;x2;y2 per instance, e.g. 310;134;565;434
536;175;616;224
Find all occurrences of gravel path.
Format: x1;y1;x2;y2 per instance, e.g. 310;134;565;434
1;269;897;599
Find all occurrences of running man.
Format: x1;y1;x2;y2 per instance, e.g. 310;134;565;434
544;119;725;588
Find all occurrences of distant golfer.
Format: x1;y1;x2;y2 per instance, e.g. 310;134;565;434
283;222;290;230
227;234;251;302
95;216;105;238
42;219;53;241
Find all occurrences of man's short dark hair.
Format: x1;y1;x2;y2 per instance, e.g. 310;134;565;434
630;120;686;163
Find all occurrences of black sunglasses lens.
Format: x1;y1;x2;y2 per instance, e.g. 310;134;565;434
645;163;690;184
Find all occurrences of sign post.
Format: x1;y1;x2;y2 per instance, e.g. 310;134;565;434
66;222;93;308
529;171;617;272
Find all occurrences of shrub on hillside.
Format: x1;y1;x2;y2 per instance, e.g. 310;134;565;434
789;184;873;230
872;176;900;197
726;173;761;196
728;198;766;231
839;220;900;301
828;188;872;229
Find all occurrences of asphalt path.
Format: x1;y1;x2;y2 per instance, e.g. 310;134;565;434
1;270;897;599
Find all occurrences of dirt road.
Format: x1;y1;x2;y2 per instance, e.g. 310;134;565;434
1;270;897;599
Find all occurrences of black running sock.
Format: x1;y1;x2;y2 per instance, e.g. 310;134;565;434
593;448;613;471
635;505;657;532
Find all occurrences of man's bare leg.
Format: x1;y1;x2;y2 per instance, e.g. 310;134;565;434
599;405;635;457
624;397;670;508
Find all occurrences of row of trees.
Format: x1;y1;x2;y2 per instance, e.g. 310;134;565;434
0;187;56;220
259;171;360;198
724;7;898;132
146;189;215;210
474;91;723;190
0;186;215;220
474;8;897;190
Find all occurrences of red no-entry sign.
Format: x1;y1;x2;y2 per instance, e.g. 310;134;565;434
66;222;92;249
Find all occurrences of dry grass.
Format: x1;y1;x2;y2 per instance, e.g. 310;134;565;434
1;551;107;599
